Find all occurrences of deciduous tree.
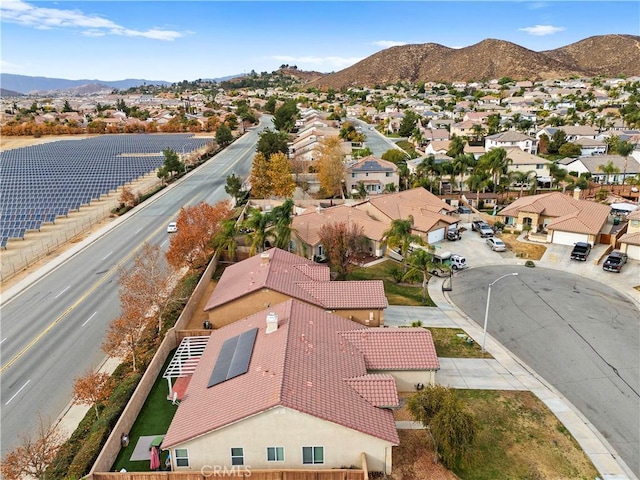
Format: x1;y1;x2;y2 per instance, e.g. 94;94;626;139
318;221;370;280
72;371;113;419
316;136;345;198
102;309;151;372
268;152;296;198
119;185;137;208
249;152;272;198
166;200;232;271
225;173;247;205
1;414;65;480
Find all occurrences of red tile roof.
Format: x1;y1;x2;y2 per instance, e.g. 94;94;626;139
345;374;400;408
339;328;440;370
367;187;455;217
163;300;401;448
204;248;386;312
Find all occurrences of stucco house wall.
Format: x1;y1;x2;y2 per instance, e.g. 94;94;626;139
169;406;394;473
370;370;437;391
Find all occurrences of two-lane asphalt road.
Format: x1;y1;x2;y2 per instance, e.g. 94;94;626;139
0;118;270;454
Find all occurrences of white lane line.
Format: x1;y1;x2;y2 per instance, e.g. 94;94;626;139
160;239;168;248
54;286;70;298
135;228;142;234
0;338;6;345
82;311;98;327
102;251;113;260
6;379;31;405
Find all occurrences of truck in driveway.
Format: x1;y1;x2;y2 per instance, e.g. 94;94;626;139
471;219;494;237
570;242;591;261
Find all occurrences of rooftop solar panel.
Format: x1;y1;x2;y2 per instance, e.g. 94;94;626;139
207;327;258;388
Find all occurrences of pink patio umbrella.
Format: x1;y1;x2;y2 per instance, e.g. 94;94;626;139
150;446;160;470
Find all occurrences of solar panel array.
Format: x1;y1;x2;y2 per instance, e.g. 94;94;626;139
208;328;258;388
1;134;211;248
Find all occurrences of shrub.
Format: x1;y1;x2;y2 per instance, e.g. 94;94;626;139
525;260;535;268
411;320;423;327
389;265;404;283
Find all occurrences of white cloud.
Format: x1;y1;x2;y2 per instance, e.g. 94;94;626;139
269;55;363;70
0;0;184;41
527;2;550;10
372;40;408;48
518;25;565;36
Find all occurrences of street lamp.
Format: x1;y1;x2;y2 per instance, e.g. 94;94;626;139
481;272;519;352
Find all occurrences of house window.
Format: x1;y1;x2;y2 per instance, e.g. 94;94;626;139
175;449;189;467
302;446;324;464
536;164;543;169
351;173;356;178
386;172;392;177
365;172;369;176
231;447;244;466
267;446;285;462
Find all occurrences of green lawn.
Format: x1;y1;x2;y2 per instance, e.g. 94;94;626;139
426;327;493;358
348;259;435;306
111;352;178;472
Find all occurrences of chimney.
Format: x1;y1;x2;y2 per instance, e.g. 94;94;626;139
260;252;270;265
266;312;278;334
573;187;581;200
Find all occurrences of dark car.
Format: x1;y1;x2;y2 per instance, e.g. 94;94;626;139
457;206;472;214
602;250;628;272
570;242;591;261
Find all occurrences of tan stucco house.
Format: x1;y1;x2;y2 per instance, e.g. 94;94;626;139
162;299;439;474
345;156;399;195
619;208;640;260
204;248;388;327
498;191;611;245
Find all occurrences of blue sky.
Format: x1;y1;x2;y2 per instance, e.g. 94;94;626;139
1;1;639;82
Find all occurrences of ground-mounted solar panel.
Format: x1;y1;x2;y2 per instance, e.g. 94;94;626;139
207;327;258;388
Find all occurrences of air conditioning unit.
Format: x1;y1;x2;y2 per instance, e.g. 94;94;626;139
415;383;425;391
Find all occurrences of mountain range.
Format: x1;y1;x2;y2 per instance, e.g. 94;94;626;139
2;34;639;95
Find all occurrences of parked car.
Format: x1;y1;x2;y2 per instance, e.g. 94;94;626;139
447;228;461;241
457;206;472;214
427;250;467;276
486;237;507;252
472;219;494;237
602;250;628;272
570;242;592;261
167;222;178;233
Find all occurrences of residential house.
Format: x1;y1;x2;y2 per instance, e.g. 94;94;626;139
345;156;400;195
537;126;598;142
450;120;482;138
557;154;640;184
355;187;458;244
203;248;388;327
423;140;451;156
291;204;387;258
619;208;640;260
498;191;611;245
503;147;553;186
162;299;440;474
485;131;538;154
573;137;608;157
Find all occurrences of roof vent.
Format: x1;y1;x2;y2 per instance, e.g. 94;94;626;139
260;252;270;265
266;312;278;334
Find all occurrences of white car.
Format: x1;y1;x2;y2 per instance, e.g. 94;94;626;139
486;237;507;252
167;222;178;233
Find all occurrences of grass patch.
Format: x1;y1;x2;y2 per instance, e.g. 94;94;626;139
111;352;179;472
348;259;435;306
426;327;493;358
391;390;599;480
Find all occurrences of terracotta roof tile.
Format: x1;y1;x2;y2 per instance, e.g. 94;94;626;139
339;328;440;370
296;280;388;309
368;187;455;216
619;231;640;246
345;374;400;407
163;300;400;448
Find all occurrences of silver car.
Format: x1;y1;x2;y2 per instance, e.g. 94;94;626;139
486;237;507;252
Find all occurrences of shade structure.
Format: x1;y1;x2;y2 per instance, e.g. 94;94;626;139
150;446;160;470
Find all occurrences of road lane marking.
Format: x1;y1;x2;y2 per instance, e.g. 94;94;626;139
160;239;168;248
82;312;98;327
102;251;113;260
6;379;30;405
0;338;6;345
54;286;70;298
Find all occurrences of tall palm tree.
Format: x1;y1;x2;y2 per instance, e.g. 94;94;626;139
452;153;475;192
382;216;422;264
482;148;511;187
446;134;466;158
465;171;491;207
616;140;634;185
597;161;620;184
270;199;295;250
403;248;437;303
211;219;240;261
548;162;568;191
511;170;537;198
244;208;272;255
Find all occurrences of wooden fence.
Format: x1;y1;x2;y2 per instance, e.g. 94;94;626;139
89;469;365;480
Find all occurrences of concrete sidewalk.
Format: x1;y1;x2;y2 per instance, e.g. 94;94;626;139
421;274;636;480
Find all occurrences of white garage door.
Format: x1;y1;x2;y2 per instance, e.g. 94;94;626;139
626;244;640;261
552;231;589;246
428;228;445;244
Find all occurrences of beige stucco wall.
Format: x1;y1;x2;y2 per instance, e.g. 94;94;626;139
169;406;394;473
369;370;437;392
330;308;384;327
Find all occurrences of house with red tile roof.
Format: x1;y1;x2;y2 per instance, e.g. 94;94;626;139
204;248;388;327
498;191;611;245
162;299;439;473
354;187;459;244
291;204;388;259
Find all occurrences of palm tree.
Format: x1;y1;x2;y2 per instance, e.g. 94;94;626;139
403;248;437;303
511;170;537;198
271;199;295;250
244;208;272;255
382;216;422;265
597;161;620;184
465;171;491;207
616;140;634;185
483;148;512;187
548;162;568;191
211;219;239;261
452;153;475;192
446;134;466;158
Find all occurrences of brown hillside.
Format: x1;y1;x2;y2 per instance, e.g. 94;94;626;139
542;34;640;78
311;34;640;89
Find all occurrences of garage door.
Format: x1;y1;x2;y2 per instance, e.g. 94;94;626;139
428;228;445;244
551;230;589;246
626;244;640;261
